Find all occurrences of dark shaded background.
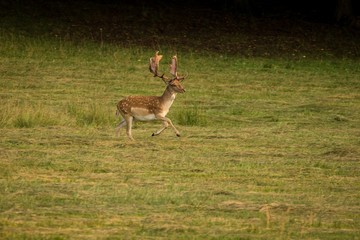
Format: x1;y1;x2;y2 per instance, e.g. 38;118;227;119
1;0;359;58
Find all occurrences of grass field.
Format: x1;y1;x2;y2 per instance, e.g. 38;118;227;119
1;18;360;239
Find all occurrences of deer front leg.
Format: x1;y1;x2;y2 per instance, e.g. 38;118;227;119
154;116;180;137
152;120;169;136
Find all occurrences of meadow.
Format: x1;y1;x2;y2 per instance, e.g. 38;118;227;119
1;24;360;239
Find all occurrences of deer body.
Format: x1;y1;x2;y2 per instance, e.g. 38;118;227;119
116;52;186;140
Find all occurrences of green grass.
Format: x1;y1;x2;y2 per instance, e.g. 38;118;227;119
1;33;360;239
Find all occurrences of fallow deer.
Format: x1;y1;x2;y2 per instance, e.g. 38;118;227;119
116;51;186;140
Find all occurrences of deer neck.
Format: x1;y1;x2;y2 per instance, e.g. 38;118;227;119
160;85;177;109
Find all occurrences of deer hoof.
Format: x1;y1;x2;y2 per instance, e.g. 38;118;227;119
152;133;155;136
176;134;181;137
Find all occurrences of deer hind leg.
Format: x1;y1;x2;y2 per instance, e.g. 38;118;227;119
115;119;126;137
154;116;180;137
125;115;135;141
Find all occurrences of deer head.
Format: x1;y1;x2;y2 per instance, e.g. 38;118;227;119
149;51;186;93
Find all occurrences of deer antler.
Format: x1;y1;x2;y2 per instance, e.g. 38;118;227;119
149;51;187;82
170;55;187;81
149;51;162;75
169;55;178;78
149;51;169;82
